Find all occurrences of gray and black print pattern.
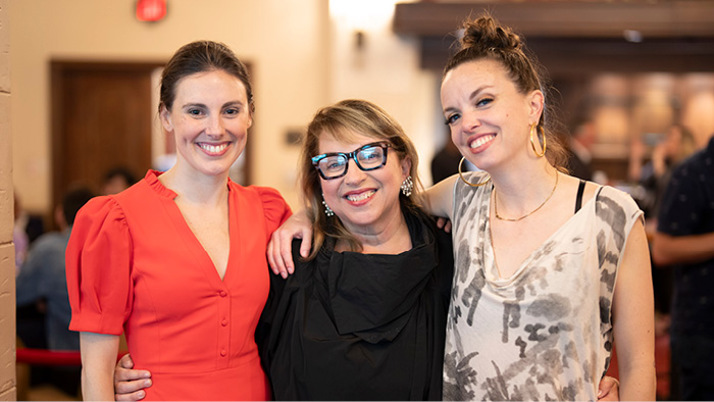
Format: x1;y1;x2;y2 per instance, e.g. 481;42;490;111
443;171;643;401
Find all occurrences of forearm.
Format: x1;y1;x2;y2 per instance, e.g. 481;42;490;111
613;318;656;401
82;366;116;401
652;232;714;266
618;357;656;401
80;332;120;401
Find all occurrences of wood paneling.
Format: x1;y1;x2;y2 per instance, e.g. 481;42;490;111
394;1;714;38
420;36;714;73
395;1;714;72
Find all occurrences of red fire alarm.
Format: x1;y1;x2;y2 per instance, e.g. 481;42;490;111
136;0;167;22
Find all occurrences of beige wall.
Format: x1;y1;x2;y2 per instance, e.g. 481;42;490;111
0;0;16;398
11;0;332;212
326;0;442;190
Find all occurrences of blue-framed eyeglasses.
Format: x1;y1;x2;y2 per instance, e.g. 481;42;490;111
311;142;391;180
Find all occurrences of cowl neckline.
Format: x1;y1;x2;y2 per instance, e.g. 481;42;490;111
317;211;440;343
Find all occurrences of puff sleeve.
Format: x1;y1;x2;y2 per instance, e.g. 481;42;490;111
255;186;292;236
66;196;134;335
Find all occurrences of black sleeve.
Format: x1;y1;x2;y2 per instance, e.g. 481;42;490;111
418;211;455;311
255;240;301;373
434;223;455;311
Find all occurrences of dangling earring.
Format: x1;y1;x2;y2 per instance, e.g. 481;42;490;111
458;157;491;187
321;193;334;217
400;176;413;197
529;123;547;158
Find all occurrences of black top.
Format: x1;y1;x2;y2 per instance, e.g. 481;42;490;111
257;210;454;401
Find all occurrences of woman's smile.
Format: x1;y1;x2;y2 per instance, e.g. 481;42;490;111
344;189;376;205
467;134;496;153
197;141;231;156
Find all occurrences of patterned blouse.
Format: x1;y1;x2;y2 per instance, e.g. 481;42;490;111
443;171;643;401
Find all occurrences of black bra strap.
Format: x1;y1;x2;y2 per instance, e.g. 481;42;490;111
574;179;586;214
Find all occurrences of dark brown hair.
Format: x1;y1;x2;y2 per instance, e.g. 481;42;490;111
159;40;253;113
300;99;423;259
444;14;568;169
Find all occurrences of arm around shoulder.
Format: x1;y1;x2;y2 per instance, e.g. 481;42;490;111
267;208;313;278
423;174;458;220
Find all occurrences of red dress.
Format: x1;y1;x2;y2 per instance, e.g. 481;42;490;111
66;170;291;400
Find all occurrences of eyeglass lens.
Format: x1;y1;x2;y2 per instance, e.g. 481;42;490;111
316;144;387;179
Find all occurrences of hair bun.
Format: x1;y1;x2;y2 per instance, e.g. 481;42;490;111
460;15;522;53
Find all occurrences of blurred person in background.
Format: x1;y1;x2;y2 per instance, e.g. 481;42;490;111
14;190;47;270
652;129;714;401
13;191;30;272
16;186;95;396
631;124;696;223
102;166;138;195
14;190;49;388
431;133;466;184
631;124;696;336
565;115;596;182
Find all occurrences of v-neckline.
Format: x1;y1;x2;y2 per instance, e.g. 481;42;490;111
148;170;236;284
484;186;599;285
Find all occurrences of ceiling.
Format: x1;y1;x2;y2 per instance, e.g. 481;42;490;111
393;1;714;72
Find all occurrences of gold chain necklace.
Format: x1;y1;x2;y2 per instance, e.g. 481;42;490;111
493;171;559;222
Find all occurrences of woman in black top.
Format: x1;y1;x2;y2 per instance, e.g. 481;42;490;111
257;99;453;400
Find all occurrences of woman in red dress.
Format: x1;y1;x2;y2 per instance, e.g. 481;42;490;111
66;40;291;401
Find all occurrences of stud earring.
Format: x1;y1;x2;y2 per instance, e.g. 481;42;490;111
401;176;413;197
321;193;334;217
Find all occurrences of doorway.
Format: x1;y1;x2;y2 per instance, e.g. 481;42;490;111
50;61;164;219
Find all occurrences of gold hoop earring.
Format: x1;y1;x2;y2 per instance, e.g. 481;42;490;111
458;157;491;187
529;124;547;158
